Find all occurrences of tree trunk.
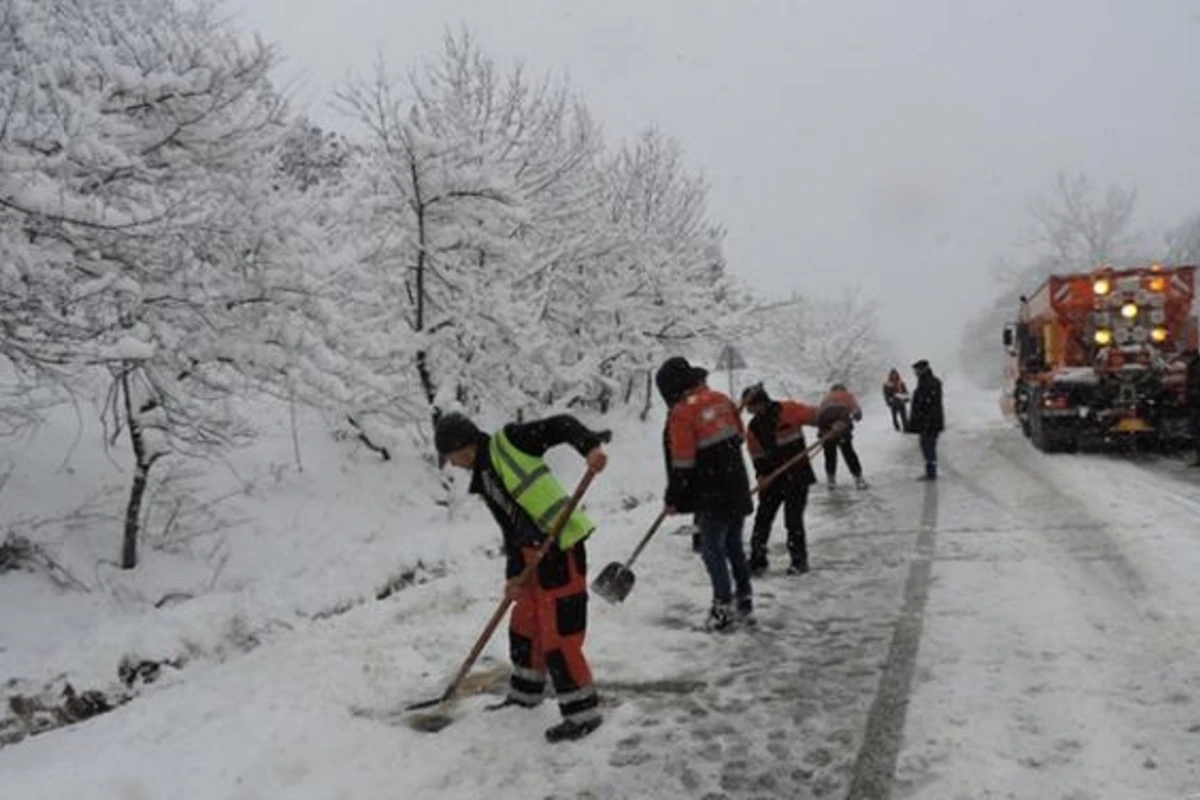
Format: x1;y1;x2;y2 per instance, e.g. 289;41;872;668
639;369;654;421
410;159;437;412
119;369;160;570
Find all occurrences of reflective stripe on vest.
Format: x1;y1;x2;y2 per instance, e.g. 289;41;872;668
489;429;596;549
776;428;806;447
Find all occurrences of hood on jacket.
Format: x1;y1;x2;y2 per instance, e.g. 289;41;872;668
656;356;708;406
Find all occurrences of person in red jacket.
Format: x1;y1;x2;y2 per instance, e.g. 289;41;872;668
741;384;820;575
818;384;867;489
882;368;909;432
656;356;754;632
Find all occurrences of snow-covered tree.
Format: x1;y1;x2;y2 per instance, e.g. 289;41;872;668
1166;213;1200;265
336;31;747;426
561;127;749;411
0;0;297;567
1023;172;1140;272
958;172;1141;388
749;288;888;398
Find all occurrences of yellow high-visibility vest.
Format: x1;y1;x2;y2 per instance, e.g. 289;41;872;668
489;429;595;549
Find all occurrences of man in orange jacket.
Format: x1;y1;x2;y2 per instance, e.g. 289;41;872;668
656;356;755;632
741;384;820;575
818;383;867;489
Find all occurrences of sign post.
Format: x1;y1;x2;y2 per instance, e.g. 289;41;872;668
714;343;747;398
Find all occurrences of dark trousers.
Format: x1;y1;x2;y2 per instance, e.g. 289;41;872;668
890;401;908;431
823;434;863;478
750;483;809;570
919;432;939;478
694;512;752;607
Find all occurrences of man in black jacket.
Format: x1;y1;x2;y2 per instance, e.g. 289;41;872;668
1185;348;1200;466
910;360;944;480
741;384;819;576
435;411;609;743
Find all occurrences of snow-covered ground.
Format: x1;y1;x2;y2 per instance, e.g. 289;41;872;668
895;391;1200;800
4;377;1200;798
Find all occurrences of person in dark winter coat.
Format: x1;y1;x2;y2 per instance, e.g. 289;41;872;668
657;356;755;632
435;411;609;743
909;360;945;480
1184;347;1200;466
741;383;819;576
817;384;867;489
882;368;910;432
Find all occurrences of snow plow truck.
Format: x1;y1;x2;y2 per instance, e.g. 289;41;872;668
1002;264;1199;452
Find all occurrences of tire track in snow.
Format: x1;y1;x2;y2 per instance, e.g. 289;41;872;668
844;479;938;800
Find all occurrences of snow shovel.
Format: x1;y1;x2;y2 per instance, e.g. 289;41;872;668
592;509;668;604
402;466;599;733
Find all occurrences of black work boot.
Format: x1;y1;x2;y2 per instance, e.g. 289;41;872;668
787;534;808;576
736;595;757;627
748;547;768;577
705;602;736;632
545;715;602;743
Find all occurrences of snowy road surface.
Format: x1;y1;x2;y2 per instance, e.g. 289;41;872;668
4;396;1200;799
895;423;1200;799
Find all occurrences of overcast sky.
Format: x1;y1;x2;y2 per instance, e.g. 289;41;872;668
233;0;1200;370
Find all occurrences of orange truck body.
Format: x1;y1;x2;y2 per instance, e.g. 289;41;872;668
1002;264;1198;451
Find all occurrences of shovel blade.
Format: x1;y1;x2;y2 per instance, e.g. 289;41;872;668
593;561;635;603
405;710;456;733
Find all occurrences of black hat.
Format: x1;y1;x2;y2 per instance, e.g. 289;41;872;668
655;356;709;405
434;412;481;467
741;383;769;408
912;359;930;371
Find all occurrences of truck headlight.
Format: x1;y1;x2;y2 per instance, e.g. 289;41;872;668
1094;328;1113;345
1151;327;1169;343
1120;302;1139;319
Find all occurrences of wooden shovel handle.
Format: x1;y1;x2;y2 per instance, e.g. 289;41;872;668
436;467;598;704
752;420;846;496
622;509;669;569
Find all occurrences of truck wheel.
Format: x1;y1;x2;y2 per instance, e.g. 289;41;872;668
1029;389;1051;452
